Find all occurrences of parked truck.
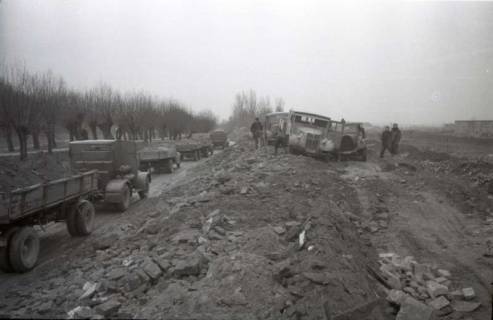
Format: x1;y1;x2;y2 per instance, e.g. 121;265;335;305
138;144;181;174
209;129;228;149
0;170;99;273
69;140;151;211
264;112;289;146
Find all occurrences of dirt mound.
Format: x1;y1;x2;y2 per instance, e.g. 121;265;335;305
0;152;72;193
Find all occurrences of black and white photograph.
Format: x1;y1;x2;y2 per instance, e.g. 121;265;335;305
0;1;492;319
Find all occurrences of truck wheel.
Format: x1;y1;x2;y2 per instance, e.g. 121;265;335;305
66;205;80;237
138;178;150;199
9;227;40;273
75;200;96;236
0;227;18;273
164;159;174;174
116;184;131;212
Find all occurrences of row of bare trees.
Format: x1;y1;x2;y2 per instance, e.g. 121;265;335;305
222;90;285;132
0;67;217;160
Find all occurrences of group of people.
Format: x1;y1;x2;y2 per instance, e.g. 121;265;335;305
380;123;402;157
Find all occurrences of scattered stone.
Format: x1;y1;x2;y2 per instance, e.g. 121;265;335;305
79;282;99;300
396;297;433;320
240;187;249;194
387;289;407;305
448;290;463;300
95;298;121;316
462;287;475;300
173;252;207;277
154;257;171;272
172;229;199;244
426;281;448;298
139;218;160;235
68;306;94;319
302;272;334;285
93;234;118;250
37;301;53;314
452;300;481;313
125;272;142;292
142;258;163;281
437;269;451;278
428;296;450;310
273;226;286;235
107;268;126;281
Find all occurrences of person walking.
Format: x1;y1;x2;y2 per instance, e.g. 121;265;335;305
250;117;263;149
380;126;392;158
274;119;288;155
390;123;402;155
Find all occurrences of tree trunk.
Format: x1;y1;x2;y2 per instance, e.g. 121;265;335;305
32;130;40;150
89;124;98;140
16;128;28;161
100;124;113;139
4;125;15;152
51;131;57;148
46;130;53;154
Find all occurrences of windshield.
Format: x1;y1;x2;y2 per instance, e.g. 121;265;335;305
293;114;328;128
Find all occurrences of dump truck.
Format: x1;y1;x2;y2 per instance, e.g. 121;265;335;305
69;140;151;211
0;170;99;273
176;142;213;161
138;144;181;174
209;129;228;149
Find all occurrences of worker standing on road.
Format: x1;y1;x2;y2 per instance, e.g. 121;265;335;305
390;123;402;155
250;117;263;149
274;119;288;155
380;126;392;158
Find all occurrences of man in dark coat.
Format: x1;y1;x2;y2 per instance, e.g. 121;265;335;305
250;118;263;149
380;126;392;158
390;123;402;155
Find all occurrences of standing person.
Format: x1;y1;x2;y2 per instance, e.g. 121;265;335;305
380;126;392;158
274;119;288;155
357;123;366;139
250;117;263;149
390;123;402;155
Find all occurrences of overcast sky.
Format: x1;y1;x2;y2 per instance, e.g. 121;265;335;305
1;0;492;125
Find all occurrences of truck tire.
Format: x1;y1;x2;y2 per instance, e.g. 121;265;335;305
138;177;150;199
0;227;18;273
9;227;40;273
163;159;174;174
116;184;131;212
75;200;96;236
66;205;80;237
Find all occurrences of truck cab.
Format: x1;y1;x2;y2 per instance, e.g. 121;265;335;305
69;140;151;211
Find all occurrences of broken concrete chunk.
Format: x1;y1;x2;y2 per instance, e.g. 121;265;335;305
437;269;451;278
79;282;99;300
173;252;207;277
67;306;94;319
428;296;450;310
172;229;199;244
462;287;475;300
396;297;433;320
452;300;481;313
387;289;407;306
426;280;448;298
142;258;163;281
95;298;121;317
154;257;171;272
298;230;306;249
272;226;286;235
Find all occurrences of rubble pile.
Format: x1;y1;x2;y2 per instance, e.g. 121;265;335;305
0;151;72;193
380;253;482;319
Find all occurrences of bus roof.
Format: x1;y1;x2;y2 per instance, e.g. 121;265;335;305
290;110;331;121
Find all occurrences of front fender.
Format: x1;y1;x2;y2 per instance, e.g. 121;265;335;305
105;179;129;203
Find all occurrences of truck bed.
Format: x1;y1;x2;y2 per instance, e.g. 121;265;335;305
0;170;98;225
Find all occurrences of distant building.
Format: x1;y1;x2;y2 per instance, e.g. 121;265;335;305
453;120;493;137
